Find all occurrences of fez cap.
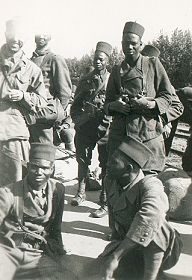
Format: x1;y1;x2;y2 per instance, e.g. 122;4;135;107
29;143;56;163
95;41;112;57
117;136;153;168
123;21;145;38
141;44;160;57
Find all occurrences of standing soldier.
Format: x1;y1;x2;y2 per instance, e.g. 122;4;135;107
104;22;174;175
31;32;73;148
70;42;112;218
0;18;47;186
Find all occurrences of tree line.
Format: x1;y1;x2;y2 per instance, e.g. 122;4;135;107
66;28;192;90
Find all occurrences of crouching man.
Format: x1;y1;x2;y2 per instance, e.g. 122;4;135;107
99;136;182;280
0;143;72;280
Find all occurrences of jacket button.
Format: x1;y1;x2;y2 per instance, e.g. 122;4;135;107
144;232;149;237
140;238;145;242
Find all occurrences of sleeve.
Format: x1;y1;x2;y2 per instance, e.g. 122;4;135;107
0;187;14;225
47;183;65;254
104;66;121;115
161;86;184;124
126;177;169;247
70;79;87;120
152;57;174;115
18;66;48;113
52;55;72;110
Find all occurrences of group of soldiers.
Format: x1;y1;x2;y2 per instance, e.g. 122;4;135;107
0;16;189;280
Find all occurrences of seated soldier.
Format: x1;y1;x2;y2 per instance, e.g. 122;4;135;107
0;143;76;280
99;136;182;280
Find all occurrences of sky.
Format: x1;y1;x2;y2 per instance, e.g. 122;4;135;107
0;0;192;59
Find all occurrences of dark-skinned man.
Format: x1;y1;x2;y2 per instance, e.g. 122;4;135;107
104;22;174;175
70;42;112;218
97;136;182;280
0;142;77;280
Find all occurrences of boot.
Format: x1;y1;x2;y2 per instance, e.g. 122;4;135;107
90;204;108;218
71;180;86;206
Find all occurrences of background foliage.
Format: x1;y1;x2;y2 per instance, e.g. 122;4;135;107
66;28;192;90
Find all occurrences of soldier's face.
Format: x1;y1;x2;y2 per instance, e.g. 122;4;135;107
35;34;51;49
27;159;54;190
107;150;129;179
5;31;23;54
122;33;142;61
93;51;108;71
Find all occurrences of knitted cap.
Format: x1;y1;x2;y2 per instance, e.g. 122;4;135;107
141;44;160;57
117;136;153;168
95;41;112;57
123;21;145;38
29;143;56;162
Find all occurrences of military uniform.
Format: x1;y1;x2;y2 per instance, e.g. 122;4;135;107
30;49;72;145
104;22;174;174
70;41;112;209
105;55;173;173
71;69;111;201
0;142;75;280
99;136;182;280
0;44;47;186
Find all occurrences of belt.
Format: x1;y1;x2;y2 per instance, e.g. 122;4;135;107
0;228;47;249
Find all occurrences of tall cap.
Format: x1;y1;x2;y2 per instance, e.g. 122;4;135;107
141;44;160;57
29;143;56;163
117;136;153;168
95;41;112;57
5;17;27;42
123;21;145;38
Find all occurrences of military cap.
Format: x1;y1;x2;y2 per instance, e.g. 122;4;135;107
123;21;145;38
29;143;56;163
141;44;160;57
95;41;112;57
5;17;26;42
117;136;153;168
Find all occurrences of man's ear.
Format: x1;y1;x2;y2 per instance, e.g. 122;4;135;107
127;163;134;173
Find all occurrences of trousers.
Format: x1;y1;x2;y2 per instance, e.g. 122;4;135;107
0;243;77;280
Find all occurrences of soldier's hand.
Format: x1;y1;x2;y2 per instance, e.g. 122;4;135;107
8;89;24;102
109;99;131;114
130;94;155;111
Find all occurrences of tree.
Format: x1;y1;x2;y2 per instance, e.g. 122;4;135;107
152;29;192;88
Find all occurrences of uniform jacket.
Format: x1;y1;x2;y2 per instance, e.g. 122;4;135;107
31;50;72;111
0;177;65;255
0;44;47;141
71;69;111;142
106;174;173;252
104;55;174;142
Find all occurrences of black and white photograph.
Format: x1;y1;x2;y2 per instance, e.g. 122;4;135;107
0;0;191;279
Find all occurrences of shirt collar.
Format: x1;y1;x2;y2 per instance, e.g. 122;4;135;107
23;177;47;199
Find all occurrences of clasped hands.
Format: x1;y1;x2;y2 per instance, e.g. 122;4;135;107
109;94;154;115
8;89;24;102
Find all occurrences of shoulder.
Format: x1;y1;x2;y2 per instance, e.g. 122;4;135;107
49;178;65;196
139;175;164;192
24;56;42;74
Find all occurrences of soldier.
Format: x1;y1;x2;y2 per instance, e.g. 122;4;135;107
141;44;184;155
0;142;77;280
104;21;174;175
0;18;47;186
31;32;73;150
70;42;112;218
98;137;182;280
